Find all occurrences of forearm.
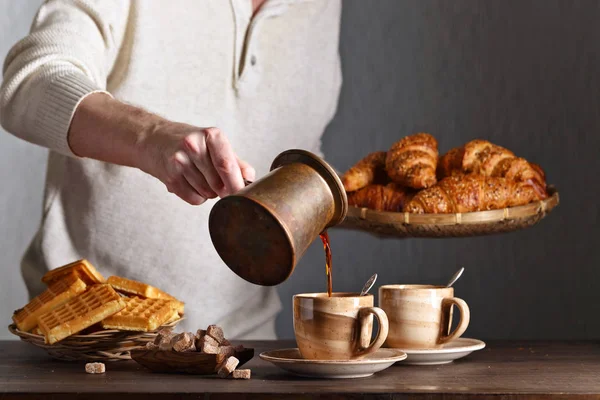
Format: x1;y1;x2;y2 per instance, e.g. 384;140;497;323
68;93;251;204
68;92;161;170
0;0;130;156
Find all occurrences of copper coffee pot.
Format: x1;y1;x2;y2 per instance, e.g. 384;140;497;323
209;149;347;286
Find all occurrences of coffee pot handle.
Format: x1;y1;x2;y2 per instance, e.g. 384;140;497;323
439;297;470;344
357;307;389;356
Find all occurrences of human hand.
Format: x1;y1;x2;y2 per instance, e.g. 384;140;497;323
138;121;255;205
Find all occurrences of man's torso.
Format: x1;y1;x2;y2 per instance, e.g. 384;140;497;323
23;0;342;338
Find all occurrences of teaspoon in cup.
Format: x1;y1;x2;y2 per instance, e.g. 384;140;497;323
360;273;378;296
446;267;465;288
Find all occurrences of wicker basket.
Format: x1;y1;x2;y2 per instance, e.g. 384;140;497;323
339;186;559;238
8;318;183;361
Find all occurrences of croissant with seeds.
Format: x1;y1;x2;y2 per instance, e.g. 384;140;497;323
342;151;388;192
404;174;544;214
348;183;413;212
437;139;546;197
386;133;438;189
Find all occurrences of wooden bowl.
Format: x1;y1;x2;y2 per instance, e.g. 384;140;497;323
339;186;559;238
8;318;183;361
130;347;254;374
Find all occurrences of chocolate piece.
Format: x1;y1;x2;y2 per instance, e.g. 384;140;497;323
217;356;239;378
85;362;105;374
198;334;219;353
207;325;224;344
231;369;251;380
171;332;196;352
201;341;219;354
195;329;206;340
194;329;206;350
218;345;236;358
154;327;174;345
145;342;159;350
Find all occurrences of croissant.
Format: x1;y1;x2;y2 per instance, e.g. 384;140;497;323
530;162;546;182
404;174;543;214
386;133;438;189
348;183;413;212
437;140;546;197
436;147;465;180
342;151;388;192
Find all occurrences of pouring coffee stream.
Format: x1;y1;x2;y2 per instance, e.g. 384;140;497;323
319;231;333;297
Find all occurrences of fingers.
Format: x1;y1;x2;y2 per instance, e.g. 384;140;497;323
174;152;218;199
183;132;225;196
165;155;206;205
237;157;256;182
204;127;245;195
172;128;251;198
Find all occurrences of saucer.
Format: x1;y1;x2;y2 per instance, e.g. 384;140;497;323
260;348;407;379
392;338;486;365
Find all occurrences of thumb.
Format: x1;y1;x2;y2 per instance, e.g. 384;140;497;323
237;157;256;182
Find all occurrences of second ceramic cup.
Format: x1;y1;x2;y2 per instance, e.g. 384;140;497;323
379;285;470;349
293;293;389;360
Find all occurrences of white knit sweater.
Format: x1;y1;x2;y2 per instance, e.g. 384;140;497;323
0;0;342;338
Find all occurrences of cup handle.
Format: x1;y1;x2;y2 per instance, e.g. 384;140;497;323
357;307;389;356
439;297;470;345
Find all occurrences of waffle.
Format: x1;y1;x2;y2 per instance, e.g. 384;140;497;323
42;259;105;286
107;276;185;314
37;284;126;344
169;299;185;315
165;308;180;324
12;273;87;332
101;297;175;332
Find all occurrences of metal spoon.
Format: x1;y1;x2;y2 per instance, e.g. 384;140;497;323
360;273;378;296
446;267;465;288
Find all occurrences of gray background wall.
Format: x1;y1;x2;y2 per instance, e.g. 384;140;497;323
1;1;598;341
0;0;47;340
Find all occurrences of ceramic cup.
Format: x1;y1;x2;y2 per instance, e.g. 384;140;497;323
379;285;470;349
293;292;389;360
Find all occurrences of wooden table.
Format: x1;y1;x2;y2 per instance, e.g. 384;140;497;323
1;340;599;399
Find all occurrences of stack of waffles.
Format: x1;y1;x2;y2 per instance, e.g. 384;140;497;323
11;259;185;344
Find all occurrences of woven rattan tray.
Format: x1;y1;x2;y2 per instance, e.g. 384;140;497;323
339;186;559;238
8;318;183;361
